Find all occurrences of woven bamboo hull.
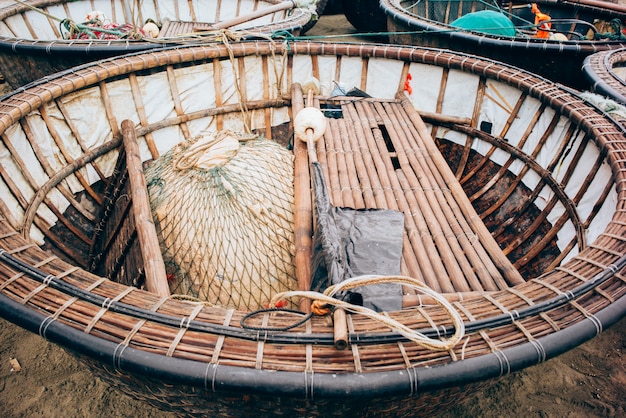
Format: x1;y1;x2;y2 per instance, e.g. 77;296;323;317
583;47;626;105
341;0;387;32
0;41;624;416
381;0;626;90
0;0;314;88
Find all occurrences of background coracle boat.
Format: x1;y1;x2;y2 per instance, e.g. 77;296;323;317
381;0;626;89
0;0;317;88
340;0;387;33
583;46;626;105
0;41;624;416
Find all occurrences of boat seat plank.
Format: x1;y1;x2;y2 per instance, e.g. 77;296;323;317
158;19;215;38
315;96;524;293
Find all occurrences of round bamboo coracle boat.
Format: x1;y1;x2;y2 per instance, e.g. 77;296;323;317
0;0;316;88
583;47;626;105
380;0;626;89
0;41;625;417
340;0;387;33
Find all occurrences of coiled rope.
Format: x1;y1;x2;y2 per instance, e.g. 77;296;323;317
268;275;465;351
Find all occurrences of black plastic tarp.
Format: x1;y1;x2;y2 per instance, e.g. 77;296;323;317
309;162;405;312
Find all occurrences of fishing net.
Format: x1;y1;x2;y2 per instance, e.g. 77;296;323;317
145;130;297;310
451;10;516;37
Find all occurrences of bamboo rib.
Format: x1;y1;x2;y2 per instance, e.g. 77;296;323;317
20;119;95;223
129;73;160;161
493;130;569;226
458;94;532;193
165;66;192;142
468;105;549;206
39;106;102;205
448;121;585;253
55;100;108;183
397;92;525;287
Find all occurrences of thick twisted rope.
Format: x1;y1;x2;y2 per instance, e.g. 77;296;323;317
270;275;465;351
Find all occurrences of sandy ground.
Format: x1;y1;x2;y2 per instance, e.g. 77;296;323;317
0;4;625;418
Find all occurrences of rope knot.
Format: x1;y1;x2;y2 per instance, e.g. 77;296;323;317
311;300;331;316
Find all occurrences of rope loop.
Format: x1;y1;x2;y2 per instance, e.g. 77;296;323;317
269;275;466;351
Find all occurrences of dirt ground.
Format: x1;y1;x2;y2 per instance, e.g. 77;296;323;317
0;6;625;418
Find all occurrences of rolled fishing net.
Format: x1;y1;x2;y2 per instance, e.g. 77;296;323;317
145;130;296;310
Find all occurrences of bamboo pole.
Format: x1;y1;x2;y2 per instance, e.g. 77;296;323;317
302;93;351;350
291;83;313;312
120;120;170;298
205;1;296;30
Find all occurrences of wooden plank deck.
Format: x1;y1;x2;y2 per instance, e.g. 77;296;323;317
313;95;524;293
158;19;215;38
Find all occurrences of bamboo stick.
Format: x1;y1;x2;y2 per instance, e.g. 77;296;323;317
120;120;170;298
335;113;366;209
328;118;353;207
304;94;350;350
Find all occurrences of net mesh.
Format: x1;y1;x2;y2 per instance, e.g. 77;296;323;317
145;130;296;310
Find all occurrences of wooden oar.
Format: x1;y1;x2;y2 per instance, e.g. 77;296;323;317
121;120;170;298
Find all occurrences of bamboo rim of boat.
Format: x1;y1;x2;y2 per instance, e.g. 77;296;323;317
380;0;626;51
583;47;626;105
0;41;624;399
